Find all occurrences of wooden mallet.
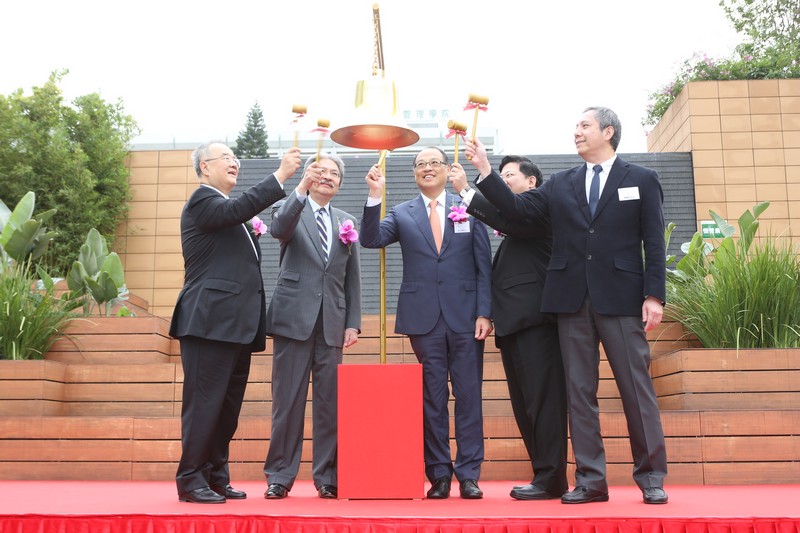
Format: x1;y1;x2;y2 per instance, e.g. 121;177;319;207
447;120;468;165
291;104;307;148
465;94;489;159
313;118;331;162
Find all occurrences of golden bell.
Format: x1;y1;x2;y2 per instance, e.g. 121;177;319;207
330;75;419;151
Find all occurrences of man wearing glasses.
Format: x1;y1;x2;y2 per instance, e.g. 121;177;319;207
360;147;493;499
170;142;301;503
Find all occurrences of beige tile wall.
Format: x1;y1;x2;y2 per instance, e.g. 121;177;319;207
117;150;195;317
648;79;800;241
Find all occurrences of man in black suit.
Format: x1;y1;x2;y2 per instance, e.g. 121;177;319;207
466;107;669;505
169;142;301;503
448;156;568;500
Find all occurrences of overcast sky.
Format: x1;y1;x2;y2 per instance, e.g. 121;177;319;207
2;0;741;155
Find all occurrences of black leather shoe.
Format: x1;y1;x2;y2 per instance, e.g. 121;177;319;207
510;484;561;500
561;486;609;504
318;484;338;499
643;487;668;504
459;479;483;499
264;483;289;499
179;487;226;504
426;477;451;499
212;484;246;499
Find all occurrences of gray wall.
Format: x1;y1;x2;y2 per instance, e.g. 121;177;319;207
236;152;696;315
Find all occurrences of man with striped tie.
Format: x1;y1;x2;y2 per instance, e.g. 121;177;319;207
263;153;362;500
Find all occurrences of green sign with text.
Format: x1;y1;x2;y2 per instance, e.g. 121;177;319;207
700;220;724;238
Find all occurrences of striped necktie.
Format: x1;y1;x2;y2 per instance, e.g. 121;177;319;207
316;207;329;262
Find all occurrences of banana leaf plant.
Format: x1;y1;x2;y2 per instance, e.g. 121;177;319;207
67;228;130;316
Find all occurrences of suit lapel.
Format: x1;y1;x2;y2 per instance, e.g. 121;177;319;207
493;237;505;268
301;202;328;266
596;158;629;217
411;195;439;254
439;193;459;254
329;207;346;265
570;165;593;221
249;230;261;261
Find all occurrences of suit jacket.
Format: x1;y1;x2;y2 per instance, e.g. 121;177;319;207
265;191;361;348
467;192;556;338
360;192;492;335
476;158;666;317
169;177;286;352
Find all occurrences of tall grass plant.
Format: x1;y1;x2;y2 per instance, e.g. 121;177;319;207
0;259;78;359
666;202;800;348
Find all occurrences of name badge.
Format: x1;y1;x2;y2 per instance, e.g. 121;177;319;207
618;187;640;201
454;220;471;233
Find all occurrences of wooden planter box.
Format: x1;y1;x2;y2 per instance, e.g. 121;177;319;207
46;316;177;364
652;348;800;410
0;360;67;416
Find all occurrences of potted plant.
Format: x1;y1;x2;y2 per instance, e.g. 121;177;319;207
652;202;800;409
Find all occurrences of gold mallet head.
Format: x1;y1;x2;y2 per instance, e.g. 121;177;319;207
317;118;331;129
447;119;467;133
467;94;490;105
292;104;308;115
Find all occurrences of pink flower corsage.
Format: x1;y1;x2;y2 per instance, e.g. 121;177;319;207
250;216;266;237
448;205;469;223
338;218;359;254
494;229;506;237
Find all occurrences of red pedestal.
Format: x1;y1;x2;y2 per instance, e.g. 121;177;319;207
338;363;424;499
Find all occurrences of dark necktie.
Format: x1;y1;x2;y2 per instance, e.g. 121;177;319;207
589;164;602;216
316;207;329;262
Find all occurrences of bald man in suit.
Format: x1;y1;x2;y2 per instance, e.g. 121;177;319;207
170;142;301;504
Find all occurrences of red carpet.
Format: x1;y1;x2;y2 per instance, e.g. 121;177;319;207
0;481;798;532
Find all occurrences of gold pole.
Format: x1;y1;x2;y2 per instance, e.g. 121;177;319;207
378;149;388;364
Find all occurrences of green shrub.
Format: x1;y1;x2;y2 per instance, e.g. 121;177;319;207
0;260;79;359
643;47;800;126
0;192;80;359
0;70;139;274
666;202;800;348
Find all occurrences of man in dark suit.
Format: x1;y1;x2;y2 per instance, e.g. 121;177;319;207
448;156;568;500
466;107;669;505
170;142;301;503
263;154;361;500
360;147;493;499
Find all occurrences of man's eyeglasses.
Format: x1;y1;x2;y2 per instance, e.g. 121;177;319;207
203;154;241;168
413;160;447;170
